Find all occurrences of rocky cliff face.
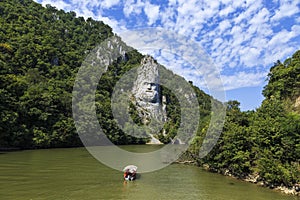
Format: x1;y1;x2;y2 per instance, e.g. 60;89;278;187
95;35;129;70
131;55;167;128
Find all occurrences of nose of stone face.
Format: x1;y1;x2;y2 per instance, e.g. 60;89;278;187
147;83;152;90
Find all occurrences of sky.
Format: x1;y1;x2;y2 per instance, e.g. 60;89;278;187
35;0;300;111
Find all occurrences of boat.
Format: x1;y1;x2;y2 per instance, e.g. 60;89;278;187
123;165;137;181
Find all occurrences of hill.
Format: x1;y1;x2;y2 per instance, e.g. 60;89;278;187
0;0;212;148
263;50;300;113
187;50;300;194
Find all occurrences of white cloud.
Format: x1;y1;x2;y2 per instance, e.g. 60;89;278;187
212;38;223;50
263;24;300;65
177;0;196;16
144;2;160;25
218;20;231;32
240;47;261;67
249;8;270;25
271;1;300;21
221;71;267;90
101;0;120;9
268;26;299;48
291;25;300;35
219;5;234;17
123;0;144;17
264;46;295;66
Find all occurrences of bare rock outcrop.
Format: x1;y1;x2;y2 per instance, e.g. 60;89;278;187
295;96;300;108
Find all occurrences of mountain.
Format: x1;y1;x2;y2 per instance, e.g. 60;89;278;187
0;0;212;148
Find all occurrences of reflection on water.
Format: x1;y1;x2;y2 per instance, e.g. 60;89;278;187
0;146;298;200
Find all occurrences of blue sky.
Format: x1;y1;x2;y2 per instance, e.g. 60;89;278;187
35;0;300;110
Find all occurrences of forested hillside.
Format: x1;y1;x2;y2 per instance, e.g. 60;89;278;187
188;50;300;190
0;0;212;148
0;0;136;148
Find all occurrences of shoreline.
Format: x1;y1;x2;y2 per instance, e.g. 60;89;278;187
0;147;21;152
175;160;300;196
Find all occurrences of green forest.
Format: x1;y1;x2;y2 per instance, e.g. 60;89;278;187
0;0;299;190
188;50;300;188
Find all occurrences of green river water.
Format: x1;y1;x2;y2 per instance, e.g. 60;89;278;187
0;145;299;200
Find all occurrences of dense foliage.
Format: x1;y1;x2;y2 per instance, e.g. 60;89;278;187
0;0;212;148
189;50;300;188
0;0;143;148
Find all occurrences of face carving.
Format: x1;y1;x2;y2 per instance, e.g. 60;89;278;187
132;55;161;107
131;56;166;124
140;82;158;103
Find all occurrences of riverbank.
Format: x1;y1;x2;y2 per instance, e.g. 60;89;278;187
212;166;300;196
0;147;21;151
175;158;300;196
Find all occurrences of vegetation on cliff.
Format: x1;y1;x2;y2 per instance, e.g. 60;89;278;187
0;0;144;147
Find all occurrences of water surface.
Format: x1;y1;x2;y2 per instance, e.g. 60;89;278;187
0;146;298;200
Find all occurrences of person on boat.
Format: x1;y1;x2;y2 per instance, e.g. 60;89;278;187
123;170;136;181
123;172;127;179
124;170;131;181
129;171;136;181
123;165;137;181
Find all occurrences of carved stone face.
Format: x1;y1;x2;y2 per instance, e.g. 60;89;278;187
140;81;158;103
132;55;160;106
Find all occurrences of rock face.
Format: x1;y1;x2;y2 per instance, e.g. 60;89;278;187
295;96;300;108
132;55;166;125
95;35;129;70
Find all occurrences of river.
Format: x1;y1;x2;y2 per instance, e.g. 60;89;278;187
0;145;298;200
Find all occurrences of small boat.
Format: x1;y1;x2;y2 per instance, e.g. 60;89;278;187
123;165;137;181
